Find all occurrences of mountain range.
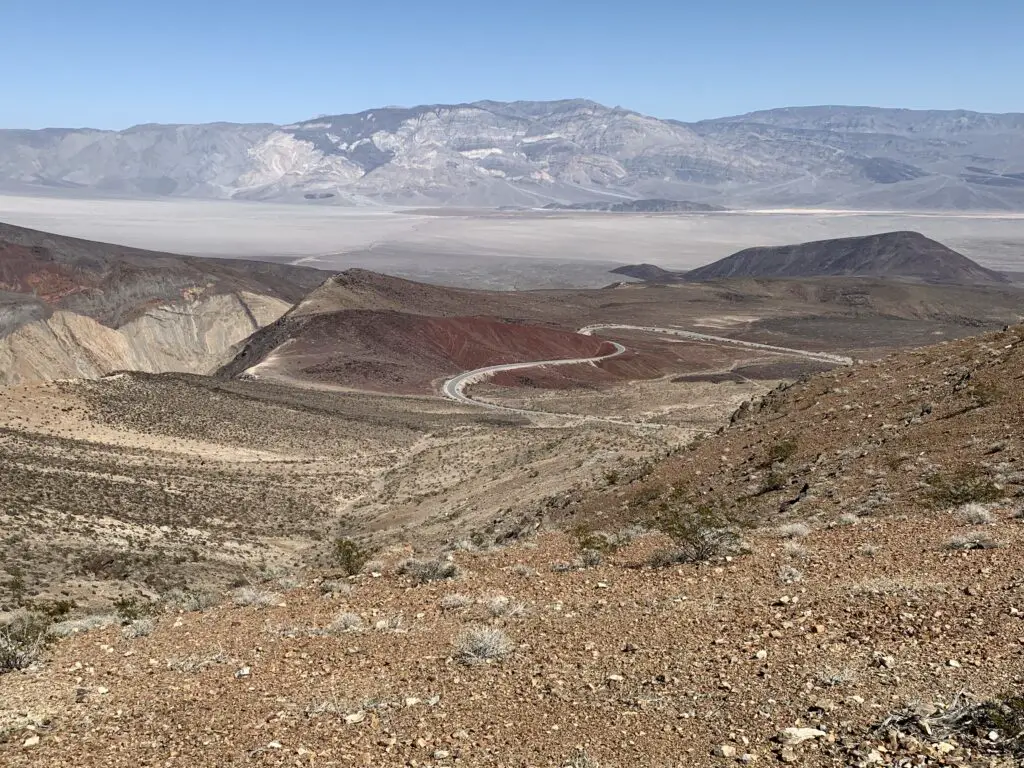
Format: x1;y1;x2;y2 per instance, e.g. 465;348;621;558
3;100;1024;209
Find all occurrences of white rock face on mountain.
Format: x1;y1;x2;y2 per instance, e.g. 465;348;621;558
2;100;1023;209
0;292;291;387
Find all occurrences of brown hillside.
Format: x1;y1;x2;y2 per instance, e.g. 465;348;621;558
566;324;1024;535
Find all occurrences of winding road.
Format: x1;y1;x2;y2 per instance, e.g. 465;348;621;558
440;325;853;415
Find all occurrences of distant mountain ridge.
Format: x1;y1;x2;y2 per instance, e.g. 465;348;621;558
2;100;1024;209
683;231;1010;284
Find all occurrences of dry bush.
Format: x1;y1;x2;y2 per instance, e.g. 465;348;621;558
232;588;281;608
484;595;527;618
49;614;119;638
958;503;995;525
947;532;1002;551
398;558;459;584
121;618;155;639
454;626;514;664
777;565;804;584
0;614;51;673
327;612;363;633
927;467;1002;506
648;506;740;567
164;588;218;612
334;538;373;576
837;513;860;527
777;522;811;540
318;579;352;596
784;541;808;558
440;594;472;612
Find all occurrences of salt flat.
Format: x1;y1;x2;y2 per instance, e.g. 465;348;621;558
2;194;1023;287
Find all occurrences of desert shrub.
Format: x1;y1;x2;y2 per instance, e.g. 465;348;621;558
777;565;804;584
0;614;51;673
777;522;811;540
113;596;156;622
440;594;472;612
927;467;1002;506
49;614;119;638
859;543;880;557
374;615;404;632
327;612;363;633
232;588;281;608
580;549;603;568
398;558;459;584
761;437;798;468
334;538;373;576
164;588;218;612
836;513;859;527
484;595;527;618
947;532;1002;551
784;541;808;558
759;471;788;494
454;626;513;664
957;503;994;525
648;506;739;566
550;561;578;573
318;579;352;596
121;618;155;639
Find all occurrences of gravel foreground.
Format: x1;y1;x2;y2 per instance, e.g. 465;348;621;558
2;512;1023;767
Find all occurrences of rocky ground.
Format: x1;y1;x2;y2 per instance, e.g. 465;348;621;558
2;508;1023;767
2;326;1024;766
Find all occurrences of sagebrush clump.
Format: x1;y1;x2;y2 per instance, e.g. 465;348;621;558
0;613;51;673
454;626;514;664
399;558;459;584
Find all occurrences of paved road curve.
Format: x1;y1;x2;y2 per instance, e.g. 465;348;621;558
440;325;853;414
441;341;627;414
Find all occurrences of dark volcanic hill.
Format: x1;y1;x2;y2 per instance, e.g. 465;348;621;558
0;222;328;385
219;270;616;394
683;231;1009;284
609;263;686;282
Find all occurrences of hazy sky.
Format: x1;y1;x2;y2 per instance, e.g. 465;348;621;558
3;0;1021;129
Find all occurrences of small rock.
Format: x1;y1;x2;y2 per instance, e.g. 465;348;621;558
234;666;251;679
755;650;768;660
779;746;798;763
777;727;826;746
433;749;451;759
712;744;737;758
988;730;999;742
23;735;40;748
404;697;421;707
863;749;884;764
344;711;366;725
947;659;961;668
267;741;282;750
96;686;109;695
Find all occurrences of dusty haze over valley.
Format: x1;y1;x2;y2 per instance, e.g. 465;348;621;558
2;193;1024;289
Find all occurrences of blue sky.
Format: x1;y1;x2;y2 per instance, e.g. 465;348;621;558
3;0;1021;129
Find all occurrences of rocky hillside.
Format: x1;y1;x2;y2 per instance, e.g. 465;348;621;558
684;231;1009;284
2;101;1024;208
3;326;1024;767
567;324;1024;537
219;270;617;393
0;223;327;386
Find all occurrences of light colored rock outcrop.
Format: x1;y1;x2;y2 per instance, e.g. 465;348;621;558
0;291;289;386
